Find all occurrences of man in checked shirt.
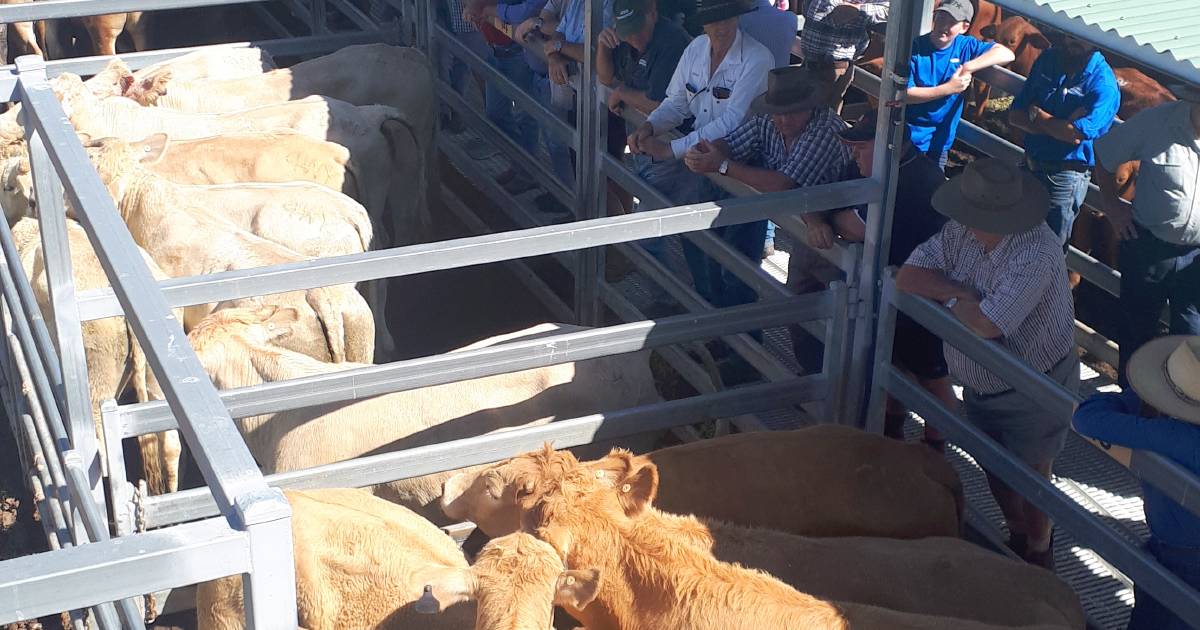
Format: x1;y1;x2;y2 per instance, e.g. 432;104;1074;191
897;158;1080;570
799;0;890;113
683;65;850;325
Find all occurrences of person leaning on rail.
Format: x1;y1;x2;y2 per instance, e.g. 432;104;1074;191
626;0;773;208
462;0;545;194
682;65;851;381
1072;336;1200;630
597;0;691;221
1006;26;1121;247
903;0;1014;170
1094;84;1200;388
797;0;890;114
897;158;1080;570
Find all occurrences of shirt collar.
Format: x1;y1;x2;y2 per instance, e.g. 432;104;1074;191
705;29;747;69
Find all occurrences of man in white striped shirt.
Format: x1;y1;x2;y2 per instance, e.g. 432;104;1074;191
897;158;1079;570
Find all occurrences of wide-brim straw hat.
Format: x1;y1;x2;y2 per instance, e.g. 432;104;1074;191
1127;335;1200;425
688;0;754;30
930;158;1049;234
751;66;831;115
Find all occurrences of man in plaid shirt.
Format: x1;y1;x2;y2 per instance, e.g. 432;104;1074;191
799;0;889;111
684;66;851;311
898;158;1079;570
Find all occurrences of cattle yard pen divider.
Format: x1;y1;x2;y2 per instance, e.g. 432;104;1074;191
0;0;1197;628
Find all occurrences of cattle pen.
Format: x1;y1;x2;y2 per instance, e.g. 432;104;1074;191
0;0;1197;628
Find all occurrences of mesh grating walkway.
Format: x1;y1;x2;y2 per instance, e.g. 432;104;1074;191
439;122;1144;630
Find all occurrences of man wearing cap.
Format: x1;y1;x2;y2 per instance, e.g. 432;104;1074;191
1095;87;1200;386
682;66;850;310
627;0;773;206
798;0;890;112
905;0;1014;169
1073;336;1200;629
1007;29;1120;246
897;158;1079;568
598;0;691;219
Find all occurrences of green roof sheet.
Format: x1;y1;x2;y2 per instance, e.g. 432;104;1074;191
992;0;1200;85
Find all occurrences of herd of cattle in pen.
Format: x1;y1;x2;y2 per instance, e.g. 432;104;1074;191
0;1;1183;628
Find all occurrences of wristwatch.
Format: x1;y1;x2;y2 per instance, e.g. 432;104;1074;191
553;38;563;53
718;159;730;175
533;16;544;31
943;296;959;310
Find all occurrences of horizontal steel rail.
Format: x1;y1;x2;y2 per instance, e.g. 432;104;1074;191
0;0;259;22
116;292;832;436
0;517;251;625
75;177;880;321
143;375;827;528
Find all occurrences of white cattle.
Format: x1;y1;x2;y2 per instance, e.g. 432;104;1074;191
182;307;662;523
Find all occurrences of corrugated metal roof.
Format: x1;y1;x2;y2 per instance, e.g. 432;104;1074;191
991;0;1200;85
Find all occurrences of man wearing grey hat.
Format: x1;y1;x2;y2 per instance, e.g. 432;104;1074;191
898;158;1079;569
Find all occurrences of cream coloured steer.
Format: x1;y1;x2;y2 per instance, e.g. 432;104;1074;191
84;136;375;364
10;217;182;494
180;307;662;524
195;489;475;630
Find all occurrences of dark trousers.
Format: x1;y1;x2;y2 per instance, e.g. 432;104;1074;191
1127;539;1200;630
1118;229;1200;385
682;219;769;310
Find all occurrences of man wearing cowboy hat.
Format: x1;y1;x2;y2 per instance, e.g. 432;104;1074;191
1073;336;1200;629
682;65;852;311
898;158;1079;569
1096;84;1200;387
628;0;773;200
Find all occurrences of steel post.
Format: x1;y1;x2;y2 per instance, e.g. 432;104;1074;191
844;0;921;425
863;269;900;433
238;489;296;630
572;0;605;326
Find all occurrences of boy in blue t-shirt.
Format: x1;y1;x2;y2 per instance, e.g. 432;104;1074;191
905;0;1015;168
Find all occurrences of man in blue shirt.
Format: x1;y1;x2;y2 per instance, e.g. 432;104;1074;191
1073;335;1200;629
1008;31;1120;246
905;0;1014;169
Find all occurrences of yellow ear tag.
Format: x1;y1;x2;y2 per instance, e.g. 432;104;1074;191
620;484;631;493
565;576;576;585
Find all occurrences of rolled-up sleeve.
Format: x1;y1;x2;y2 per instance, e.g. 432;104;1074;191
978;248;1055;337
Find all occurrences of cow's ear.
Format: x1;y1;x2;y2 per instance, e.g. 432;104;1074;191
554;569;600;609
264;307;300;340
587;449;639;487
1030;32;1051;50
138;70;172;105
418;567;477;611
135;133;169;164
617;462;657;517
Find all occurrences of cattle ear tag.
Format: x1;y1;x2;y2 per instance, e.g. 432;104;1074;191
594;470;605;479
564;575;576;585
620;484;631;493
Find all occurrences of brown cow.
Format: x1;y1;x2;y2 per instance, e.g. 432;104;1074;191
437;446;1075;630
442;425;963;540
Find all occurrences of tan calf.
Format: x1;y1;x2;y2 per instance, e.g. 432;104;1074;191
196;489;475;630
454;447;1071;630
442;425;962;539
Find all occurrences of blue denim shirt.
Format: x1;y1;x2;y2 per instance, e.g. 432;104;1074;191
1013;49;1121;166
1073;390;1200;549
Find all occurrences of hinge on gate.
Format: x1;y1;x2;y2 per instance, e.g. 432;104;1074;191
847;287;868;318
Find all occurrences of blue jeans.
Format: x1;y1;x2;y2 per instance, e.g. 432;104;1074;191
1118;229;1200;385
532;72;575;186
765;221;776;246
444;30;491;98
682;219;768;309
1127;539;1200;630
1025;165;1090;246
486;48;538;155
